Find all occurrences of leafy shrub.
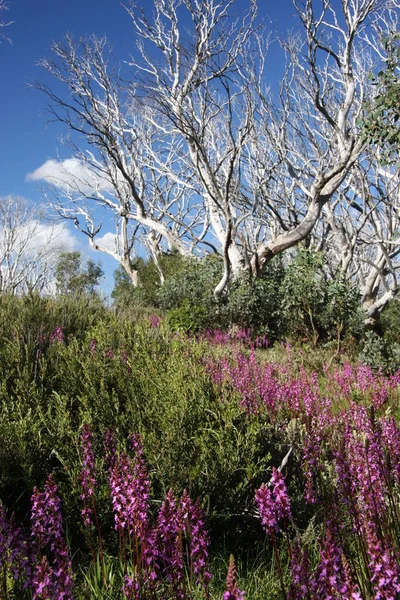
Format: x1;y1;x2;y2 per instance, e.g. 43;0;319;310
280;250;363;344
358;330;400;373
112;253;187;309
113;249;363;343
1;295;400;598
380;298;400;344
0;297;273;550
225;259;286;339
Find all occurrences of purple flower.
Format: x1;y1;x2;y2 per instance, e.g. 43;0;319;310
123;573;140;599
366;524;400;599
31;475;73;599
32;556;54;600
223;554;245;600
271;468;292;523
121;348;132;372
381;417;400;484
288;540;311;599
79;424;97;527
49;325;64;344
89;338;97;356
149;314;160;328
255;483;277;535
179;492;211;589
255;469;291;535
109;434;150;540
157;489;184;598
0;504;33;589
311;524;362;599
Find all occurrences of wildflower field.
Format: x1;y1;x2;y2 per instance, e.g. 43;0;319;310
0;296;399;599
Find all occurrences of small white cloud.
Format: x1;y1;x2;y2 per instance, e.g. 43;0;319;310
94;231;117;253
0;219;77;260
0;210;80;294
27;158;113;195
23;221;77;255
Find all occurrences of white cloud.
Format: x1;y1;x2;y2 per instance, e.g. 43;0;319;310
26;158;113;195
22;221;77;255
0;215;79;295
94;231;117;253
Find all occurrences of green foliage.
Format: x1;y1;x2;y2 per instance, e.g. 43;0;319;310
56;251;104;296
224;260;286;338
112;254;187;309
158;256;222;308
359;330;400;374
361;33;400;163
1;294;399;597
279;251;326;344
357;299;400;373
157;255;223;331
111;265;136;307
380;298;400;345
156;255;286;336
166;299;208;332
0;295;272;547
113;250;363;343
279;250;363;344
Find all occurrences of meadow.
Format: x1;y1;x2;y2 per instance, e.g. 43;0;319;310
0;295;399;599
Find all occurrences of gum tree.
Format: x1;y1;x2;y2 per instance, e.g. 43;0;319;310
33;0;399;301
318;153;400;325
0;196;73;295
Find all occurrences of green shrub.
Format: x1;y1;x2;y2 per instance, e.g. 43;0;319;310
279;250;363;344
225;260;285;339
112;249;364;343
358;330;400;373
380;298;400;345
112;253;188;309
0;297;273;549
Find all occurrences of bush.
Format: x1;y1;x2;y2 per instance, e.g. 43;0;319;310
380;298;400;345
226;260;285;339
112;249;364;343
279;250;363;344
358;330;400;373
112;253;188;309
0;296;273;549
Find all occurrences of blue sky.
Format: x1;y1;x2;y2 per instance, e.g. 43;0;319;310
0;0;299;296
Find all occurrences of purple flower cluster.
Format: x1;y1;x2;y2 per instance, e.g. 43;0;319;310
207;350;400;420
105;347;114;359
0;504;33;588
49;325;64;344
149;314;160;328
288;540;311;599
31;475;73;599
104;431;211;598
187;497;211;588
311;525;361;599
367;525;400;599
255;468;291;536
206;350;326;415
199;328;268;349
330;363;399;408
79;424;97;527
157;489;185;598
223;554;245;600
89;338;97;356
109;435;150;540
